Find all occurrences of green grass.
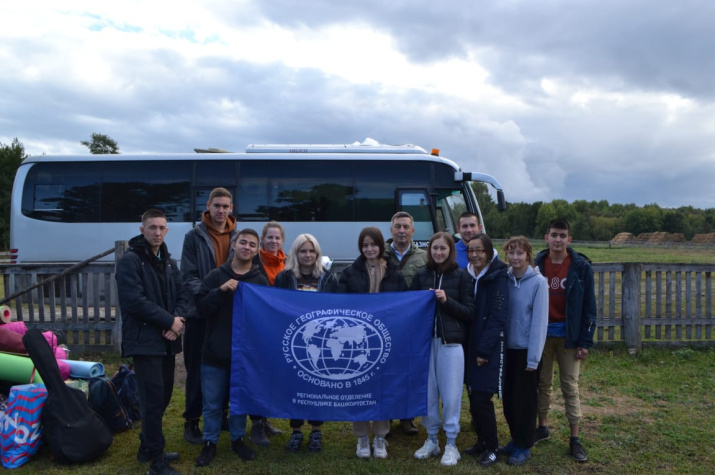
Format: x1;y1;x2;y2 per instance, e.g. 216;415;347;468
9;346;715;474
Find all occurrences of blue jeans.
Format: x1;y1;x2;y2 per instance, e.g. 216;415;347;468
201;364;247;442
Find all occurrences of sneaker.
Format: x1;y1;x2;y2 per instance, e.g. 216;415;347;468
183;420;203;445
286;432;304;452
231;437;257;461
147;460;181;475
138;451;180;463
479;450;498;467
570;439;588;462
534;425;550;445
194;441;217;467
497;440;516;456
308;430;323;453
249;420;270;446
356;436;371;458
400;419;419;435
263;418;283;436
441;444;461;466
508;447;532;466
414;439;440;459
463;441;487;456
373;437;388;458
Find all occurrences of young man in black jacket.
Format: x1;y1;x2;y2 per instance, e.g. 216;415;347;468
116;209;191;475
193;229;269;468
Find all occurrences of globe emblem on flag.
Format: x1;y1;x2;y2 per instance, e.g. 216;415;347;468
291;317;385;380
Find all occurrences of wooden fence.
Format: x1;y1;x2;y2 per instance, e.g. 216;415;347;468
1;255;713;353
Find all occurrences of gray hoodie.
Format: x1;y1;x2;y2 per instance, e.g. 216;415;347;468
505;265;549;369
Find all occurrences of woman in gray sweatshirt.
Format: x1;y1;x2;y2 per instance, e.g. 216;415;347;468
499;236;548;466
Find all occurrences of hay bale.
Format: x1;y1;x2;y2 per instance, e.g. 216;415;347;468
691;233;715;243
611;232;636;244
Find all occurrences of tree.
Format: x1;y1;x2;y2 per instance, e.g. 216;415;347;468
0;138;28;247
81;133;120;154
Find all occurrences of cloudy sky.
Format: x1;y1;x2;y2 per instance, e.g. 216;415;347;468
2;1;714;208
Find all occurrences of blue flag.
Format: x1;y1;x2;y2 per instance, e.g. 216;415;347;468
230;284;435;421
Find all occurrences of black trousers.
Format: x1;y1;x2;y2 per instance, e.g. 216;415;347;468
134;354;175;461
182;318;206;421
503;349;540;448
468;390;498;451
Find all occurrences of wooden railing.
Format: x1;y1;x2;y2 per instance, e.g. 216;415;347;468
1;255;713;353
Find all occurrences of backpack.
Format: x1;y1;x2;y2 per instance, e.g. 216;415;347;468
111;364;141;424
21;329;113;463
87;376;132;433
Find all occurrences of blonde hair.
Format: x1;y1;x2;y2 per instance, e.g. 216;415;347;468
285;234;324;279
503;236;534;265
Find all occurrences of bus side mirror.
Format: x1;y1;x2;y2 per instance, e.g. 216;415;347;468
497;190;506;211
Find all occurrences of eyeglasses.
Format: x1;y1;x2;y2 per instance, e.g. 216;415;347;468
468;248;486;254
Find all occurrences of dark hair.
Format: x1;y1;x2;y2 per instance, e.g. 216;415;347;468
358;227;385;258
547;219;570;234
470;233;494;262
427;231;458;274
236;228;259;241
208;187;232;202
458;211;480;226
141;208;166;224
503;235;533;265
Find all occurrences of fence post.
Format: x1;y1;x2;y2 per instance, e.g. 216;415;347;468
622;263;642;354
113;241;128;353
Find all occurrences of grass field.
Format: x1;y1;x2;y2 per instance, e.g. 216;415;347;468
7;346;714;474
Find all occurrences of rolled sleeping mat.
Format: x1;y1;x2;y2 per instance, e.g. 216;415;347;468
0;305;12;324
0;351;44;384
62;360;105;379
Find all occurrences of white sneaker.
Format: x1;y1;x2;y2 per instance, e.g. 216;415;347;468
414;439;440;459
356;436;371;458
441;444;461;466
373;437;388;458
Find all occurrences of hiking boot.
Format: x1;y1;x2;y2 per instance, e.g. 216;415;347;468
534;425;550;445
308;430;323;452
441;444;461;466
194;441;217;467
400;418;418;435
463;440;487;456
249;419;270;446
231;437;257;461
138;451;180;463
263;418;283;436
508;446;532;466
373;437;388;458
570;439;588;462
356;436;371;458
147;459;181;475
497;440;516;456
286;431;304;452
184;419;203;445
414;439;440;459
479;450;498;467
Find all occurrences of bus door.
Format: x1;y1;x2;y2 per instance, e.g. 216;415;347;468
397;189;434;249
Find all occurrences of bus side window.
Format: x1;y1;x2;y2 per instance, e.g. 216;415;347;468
398;190;433;243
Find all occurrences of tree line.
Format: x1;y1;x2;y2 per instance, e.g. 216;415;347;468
1;136;713;248
475;184;715;241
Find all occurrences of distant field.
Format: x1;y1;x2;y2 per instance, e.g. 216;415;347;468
493;240;715;265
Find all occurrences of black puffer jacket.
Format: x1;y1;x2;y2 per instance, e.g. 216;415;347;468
337;255;407;293
410;266;475;344
197;263;269;368
116;235;192;357
274;269;339;292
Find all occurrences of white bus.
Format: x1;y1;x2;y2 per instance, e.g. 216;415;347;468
10;143;505;267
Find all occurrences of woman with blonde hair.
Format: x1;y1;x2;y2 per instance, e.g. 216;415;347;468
274;234;339;452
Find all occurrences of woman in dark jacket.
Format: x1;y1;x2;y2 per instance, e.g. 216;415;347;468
410;232;475;467
274;233;338;453
463;233;509;466
338;227;407;459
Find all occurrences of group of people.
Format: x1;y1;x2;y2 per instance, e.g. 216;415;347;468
115;187;596;475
